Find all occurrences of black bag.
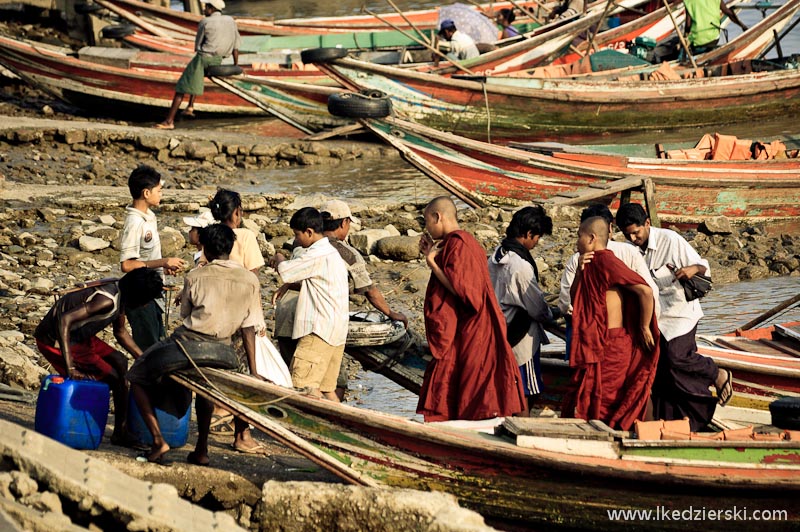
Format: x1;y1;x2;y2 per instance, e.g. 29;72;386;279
506;308;533;347
680;273;712;301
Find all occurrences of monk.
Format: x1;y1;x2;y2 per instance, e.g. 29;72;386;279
562;217;659;431
417;196;526;421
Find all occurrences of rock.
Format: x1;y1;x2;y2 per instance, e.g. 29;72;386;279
384;224;401;237
698;216;733;235
36;208;59;222
136;135;170;151
20;491;63;514
0;340;49;389
97;214;116;226
12;232;38;247
739;264;770;280
30;277;54;295
160;227;186;258
0;472;12;500
242;196;267;211
78;235;109;252
184;141;218;160
86;225;119;242
374;236;420;261
350;229;392;256
250;144;277;158
10;471;38;498
259;481;495;532
62;129;86;145
0;330;25;346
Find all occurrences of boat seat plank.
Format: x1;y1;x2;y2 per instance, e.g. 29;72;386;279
502;418;614;441
545;176;645;206
712;337;789;356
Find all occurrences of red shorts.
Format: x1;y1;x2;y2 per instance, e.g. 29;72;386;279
36;337;117;380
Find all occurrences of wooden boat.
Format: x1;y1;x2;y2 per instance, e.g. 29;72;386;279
173;368;800;531
351;115;800;225
306;0;800;140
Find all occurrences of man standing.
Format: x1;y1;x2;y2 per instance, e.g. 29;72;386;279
685;0;748;55
488;206;554;414
615;203;732;431
436;19;479;62
155;0;241;130
417;196;526;421
562;217;659;431
128;224;267;464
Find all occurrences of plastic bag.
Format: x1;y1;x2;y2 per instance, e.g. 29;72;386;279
254;334;293;388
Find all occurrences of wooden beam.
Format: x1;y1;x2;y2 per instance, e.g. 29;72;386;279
642;177;660;228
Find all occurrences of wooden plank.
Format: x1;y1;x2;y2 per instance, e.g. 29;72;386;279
547;176;644;206
303;123;363;141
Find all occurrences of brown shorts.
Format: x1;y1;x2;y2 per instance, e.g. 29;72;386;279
290;334;345;393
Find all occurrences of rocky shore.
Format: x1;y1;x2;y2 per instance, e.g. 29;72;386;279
1;75;799;530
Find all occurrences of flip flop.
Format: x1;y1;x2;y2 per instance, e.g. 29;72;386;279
187;451;210;467
136;452;168;466
153;123;174;130
181;108;195;118
209;413;235;434
231;442;270;456
717;370;734;406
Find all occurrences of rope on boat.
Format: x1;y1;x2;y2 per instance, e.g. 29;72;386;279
174;338;304;407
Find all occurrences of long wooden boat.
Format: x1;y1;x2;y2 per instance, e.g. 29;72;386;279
173;368;800;531
0;36;261;115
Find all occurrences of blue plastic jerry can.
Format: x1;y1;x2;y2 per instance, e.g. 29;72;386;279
34;375;110;450
127;389;191;448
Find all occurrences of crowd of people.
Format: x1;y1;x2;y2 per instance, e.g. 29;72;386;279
34;160;733;465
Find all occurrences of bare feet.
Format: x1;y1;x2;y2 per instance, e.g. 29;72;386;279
232;441;270;455
146;441;170;464
153;122;175;130
187;450;210;466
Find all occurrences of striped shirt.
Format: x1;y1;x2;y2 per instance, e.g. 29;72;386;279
278;237;349;346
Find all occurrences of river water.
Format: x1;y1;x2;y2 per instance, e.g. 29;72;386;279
176;1;800;416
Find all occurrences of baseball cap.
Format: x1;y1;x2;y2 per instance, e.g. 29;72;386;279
320;199;361;230
183;209;215;231
203;0;225;11
439;19;456;35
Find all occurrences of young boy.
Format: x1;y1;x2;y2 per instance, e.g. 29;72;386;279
119;165;186;350
34;268;163;446
183;208;215;267
271;207;349;401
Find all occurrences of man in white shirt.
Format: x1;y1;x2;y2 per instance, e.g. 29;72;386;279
437;19;480;62
616;203;732;431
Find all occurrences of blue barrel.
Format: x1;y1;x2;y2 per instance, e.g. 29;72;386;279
127;385;191;448
35;375;110;450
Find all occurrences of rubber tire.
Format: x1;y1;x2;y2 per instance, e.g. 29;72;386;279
205;64;243;78
74;2;104;14
301;47;348;65
100;24;135;39
328;90;392;119
139;340;239;382
769;397;800;430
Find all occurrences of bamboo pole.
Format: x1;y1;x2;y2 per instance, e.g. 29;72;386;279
385;0;431;46
506;0;585;57
363;7;476;75
737;293;800;332
662;0;697;68
585;0;615;54
95;0;175;39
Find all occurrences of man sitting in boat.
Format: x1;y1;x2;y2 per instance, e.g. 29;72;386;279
616;203;733;431
488;206;555;416
273;199;408;401
435;19;479;63
561;217;659;431
34;268;163;447
128;224;267;464
154;0;241;130
417;196;526;421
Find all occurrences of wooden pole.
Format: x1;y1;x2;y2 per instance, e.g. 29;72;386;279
95;0;175;39
736;293;800;332
586;0;615;54
642;178;660;228
363;7;476;75
384;0;431;46
662;0;697;68
506;0;585;56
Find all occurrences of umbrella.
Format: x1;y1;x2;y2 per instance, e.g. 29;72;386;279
438;3;499;44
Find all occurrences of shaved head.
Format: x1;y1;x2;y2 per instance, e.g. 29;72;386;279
579;216;609;244
425;196;457;221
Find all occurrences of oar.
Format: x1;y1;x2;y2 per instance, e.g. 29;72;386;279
736;293;800;333
585;0;615;54
662;0;697;68
384;0;431;46
362;7;476;74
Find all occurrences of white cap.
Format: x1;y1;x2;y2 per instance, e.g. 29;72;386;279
320;199;361;229
183;209;215;231
204;0;225;11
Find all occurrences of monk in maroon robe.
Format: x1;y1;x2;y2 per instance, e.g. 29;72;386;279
417;197;526;421
562;217;659;431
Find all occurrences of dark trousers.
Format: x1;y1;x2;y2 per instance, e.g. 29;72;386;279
127;300;165;352
651;325;719;431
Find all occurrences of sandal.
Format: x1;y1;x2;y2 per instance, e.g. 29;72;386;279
231;442;270;456
153;122;174;130
209;413;234;434
181;108;195;118
717;370;734;406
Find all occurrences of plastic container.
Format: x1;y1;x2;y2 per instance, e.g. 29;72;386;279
127;390;191;448
34;375;110;450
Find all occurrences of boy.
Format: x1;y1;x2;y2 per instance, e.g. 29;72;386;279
120;165;186;350
271;207;349;401
562;217;659;431
34;268;163;446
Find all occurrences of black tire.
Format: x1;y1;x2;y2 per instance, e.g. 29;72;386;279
100;24;135;39
205;64;243;78
328;90;392;119
301;47;348;65
769;397;800;430
136;339;239;383
75;2;104;14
